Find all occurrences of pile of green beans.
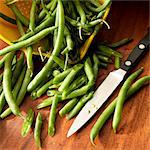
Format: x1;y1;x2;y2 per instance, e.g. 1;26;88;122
0;0;148;148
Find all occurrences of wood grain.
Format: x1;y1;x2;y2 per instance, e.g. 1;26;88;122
0;1;149;150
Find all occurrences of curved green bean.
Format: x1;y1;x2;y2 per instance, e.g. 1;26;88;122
93;54;100;78
0;68;32;119
112;68;143;133
3;53;21;116
90;75;150;145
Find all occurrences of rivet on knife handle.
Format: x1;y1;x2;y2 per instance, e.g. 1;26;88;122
121;32;149;72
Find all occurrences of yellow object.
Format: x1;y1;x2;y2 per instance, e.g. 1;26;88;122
0;0;110;59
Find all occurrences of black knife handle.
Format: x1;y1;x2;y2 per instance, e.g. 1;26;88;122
121;32;149;72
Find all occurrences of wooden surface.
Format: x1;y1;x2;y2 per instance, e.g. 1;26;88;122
0;1;149;150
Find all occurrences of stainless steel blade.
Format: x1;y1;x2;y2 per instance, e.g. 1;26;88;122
67;69;127;137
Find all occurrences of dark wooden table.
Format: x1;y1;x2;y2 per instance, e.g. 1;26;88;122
0;1;149;150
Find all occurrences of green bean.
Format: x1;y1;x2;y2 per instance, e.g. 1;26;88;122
3;53;21;116
48;94;59;136
115;56;121;69
90;76;150;145
12;66;26;99
37;95;62;109
38;0;54;20
97;10;106;19
0;68;32;119
58;64;83;92
86;0;111;13
49;82;62;90
0;12;16;25
67;92;94;120
16;13;55;42
47;90;60;97
27;0;65;92
108;38;133;48
21;109;34;137
99;62;108;68
6;0;29;26
52;55;65;69
36;79;53;98
34;112;42;148
0;64;25;115
39;0;57;21
66;82;94;100
84;58;94;82
98;55;112;63
0;26;57;56
16;18;34;76
59;98;78;117
53;68;72;84
98;45;122;58
93;54;100;78
112;68;144;133
29;0;36;31
62;75;87;98
41;0;50;18
96;50;112;58
73;0;86;40
89;0;101;7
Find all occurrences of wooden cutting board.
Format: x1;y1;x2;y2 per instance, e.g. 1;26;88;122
0;1;149;150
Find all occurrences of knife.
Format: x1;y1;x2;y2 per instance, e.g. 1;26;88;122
67;32;149;137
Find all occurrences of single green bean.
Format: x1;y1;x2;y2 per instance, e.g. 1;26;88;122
0;68;32;119
58;64;83;92
59;98;78;117
37;95;62;109
67;92;94;120
36;79;53;98
0;12;17;25
34;112;42;148
84;58;94;82
93;54;100;77
27;0;65;92
29;0;36;31
90;76;150;145
68;1;77;19
112;68;144;133
52;55;65;69
3;53;21;116
115;56;121;69
53;68;72;84
0;26;57;56
21;109;34;137
108;38;133;48
48;94;59;136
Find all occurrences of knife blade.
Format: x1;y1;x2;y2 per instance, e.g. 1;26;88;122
67;32;149;138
